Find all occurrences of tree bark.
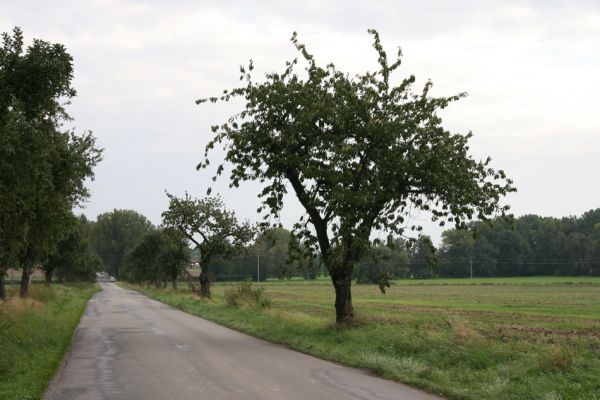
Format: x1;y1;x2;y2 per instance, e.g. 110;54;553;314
19;264;32;299
198;255;212;298
0;273;6;301
199;271;211;298
172;278;178;289
44;270;52;286
332;270;354;324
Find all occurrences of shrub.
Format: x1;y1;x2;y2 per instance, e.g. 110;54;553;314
224;281;271;309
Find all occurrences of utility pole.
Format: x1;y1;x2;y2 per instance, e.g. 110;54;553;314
470;258;473;280
257;254;260;283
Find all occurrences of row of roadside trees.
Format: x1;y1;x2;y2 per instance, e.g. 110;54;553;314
77;205;600;294
0;28;102;299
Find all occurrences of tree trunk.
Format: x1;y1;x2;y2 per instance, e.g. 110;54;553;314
44;270;52;286
20;265;32;299
332;270;354;324
186;272;196;292
199;271;211;298
172;278;178;289
0;273;6;301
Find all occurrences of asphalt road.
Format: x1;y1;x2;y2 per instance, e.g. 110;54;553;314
44;282;443;400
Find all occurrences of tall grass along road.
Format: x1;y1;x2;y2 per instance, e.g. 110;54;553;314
44;282;441;400
0;284;99;400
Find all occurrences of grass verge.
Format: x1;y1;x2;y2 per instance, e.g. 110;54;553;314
0;283;100;400
121;279;600;400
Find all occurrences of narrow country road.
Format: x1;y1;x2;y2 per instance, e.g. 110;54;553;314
44;282;443;400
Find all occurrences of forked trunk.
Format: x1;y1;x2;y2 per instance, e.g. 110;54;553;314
332;271;354;324
199;271;211;298
20;264;32;299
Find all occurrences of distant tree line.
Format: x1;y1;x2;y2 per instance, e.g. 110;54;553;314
207;228;321;282
437;209;600;277
79;207;600;290
207;207;600;282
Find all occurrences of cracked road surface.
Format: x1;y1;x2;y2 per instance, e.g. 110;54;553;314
44;282;443;400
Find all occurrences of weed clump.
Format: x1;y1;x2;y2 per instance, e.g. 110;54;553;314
536;344;575;371
444;315;481;341
224;281;271;309
29;285;56;303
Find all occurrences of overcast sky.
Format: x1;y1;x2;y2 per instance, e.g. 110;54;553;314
2;0;599;244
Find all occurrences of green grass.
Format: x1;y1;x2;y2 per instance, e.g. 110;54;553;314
122;277;600;400
0;283;99;400
263;275;600;286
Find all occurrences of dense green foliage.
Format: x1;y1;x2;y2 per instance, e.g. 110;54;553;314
124;228;190;287
89;209;154;279
438;209;600;277
0;284;99;400
125;278;600;400
354;239;410;288
42;216;101;284
199;30;514;322
0;27;102;299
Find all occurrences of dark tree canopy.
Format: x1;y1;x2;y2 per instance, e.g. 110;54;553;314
198;30;514;322
354;238;410;289
438;210;600;277
0;27;75;124
124;228;190;288
407;235;438;279
90;209;154;280
162;192;255;297
43;215;101;284
251;227;317;280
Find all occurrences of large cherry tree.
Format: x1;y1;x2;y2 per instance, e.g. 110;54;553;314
198;30;515;323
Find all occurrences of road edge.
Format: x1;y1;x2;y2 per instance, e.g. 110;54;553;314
42;283;102;400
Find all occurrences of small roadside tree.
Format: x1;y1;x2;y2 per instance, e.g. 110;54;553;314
124;229;189;287
162;193;255;297
124;231;162;285
198;30;515;323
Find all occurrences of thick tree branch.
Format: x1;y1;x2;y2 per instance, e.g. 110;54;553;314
285;169;330;259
